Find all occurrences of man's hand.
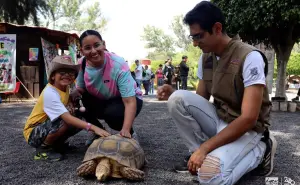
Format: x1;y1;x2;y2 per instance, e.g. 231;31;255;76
120;128;132;138
188;148;208;175
157;84;174;101
92;126;111;137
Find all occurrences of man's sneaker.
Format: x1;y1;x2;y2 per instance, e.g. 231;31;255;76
252;135;278;176
85;131;99;146
34;147;63;162
173;155;191;173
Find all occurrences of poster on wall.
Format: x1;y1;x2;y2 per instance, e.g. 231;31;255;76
0;34;16;93
29;48;39;61
41;38;58;78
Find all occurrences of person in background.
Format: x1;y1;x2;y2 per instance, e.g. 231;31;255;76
72;30;143;145
156;64;164;87
142;65;152;95
292;88;300;101
179;55;189;90
23;55;111;162
134;59;143;88
163;59;174;85
157;1;277;184
174;65;181;90
149;69;155;94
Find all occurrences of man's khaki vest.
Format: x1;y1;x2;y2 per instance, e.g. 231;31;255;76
202;39;271;133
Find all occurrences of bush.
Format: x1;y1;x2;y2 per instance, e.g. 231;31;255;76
274;52;300;78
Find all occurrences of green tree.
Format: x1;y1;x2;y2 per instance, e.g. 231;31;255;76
170;15;190;50
45;0;63;28
141;25;176;57
57;0;107;32
274;52;300;78
212;0;300;98
79;2;107;32
59;0;85;31
0;0;50;25
293;43;300;53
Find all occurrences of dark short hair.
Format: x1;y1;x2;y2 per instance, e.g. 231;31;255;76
135;59;139;63
182;55;188;59
159;64;163;67
183;1;226;33
79;30;103;46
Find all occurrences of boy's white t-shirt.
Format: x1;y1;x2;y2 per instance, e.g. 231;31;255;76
43;86;68;121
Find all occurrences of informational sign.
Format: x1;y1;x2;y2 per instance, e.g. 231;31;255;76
41;38;58;78
29;48;39;61
0;34;16;93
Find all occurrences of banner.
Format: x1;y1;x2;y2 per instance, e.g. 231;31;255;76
41;38;58;78
29;48;39;61
0;34;16;93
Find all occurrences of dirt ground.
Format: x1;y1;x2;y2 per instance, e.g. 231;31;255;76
0;95;299;185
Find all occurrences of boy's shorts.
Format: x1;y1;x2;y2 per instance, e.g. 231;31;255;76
28;118;64;148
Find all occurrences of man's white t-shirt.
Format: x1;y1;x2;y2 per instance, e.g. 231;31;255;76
197;51;266;87
135;65;143;80
43;86;68;121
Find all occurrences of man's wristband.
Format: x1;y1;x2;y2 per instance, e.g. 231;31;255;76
86;122;92;131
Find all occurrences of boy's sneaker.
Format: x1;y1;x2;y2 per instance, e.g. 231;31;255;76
173;155;191;173
34;147;63;162
53;142;77;154
251;135;277;176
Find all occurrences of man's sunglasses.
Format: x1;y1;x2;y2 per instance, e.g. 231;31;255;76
189;32;205;41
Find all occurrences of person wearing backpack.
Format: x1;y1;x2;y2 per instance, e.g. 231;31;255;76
71;30;143;145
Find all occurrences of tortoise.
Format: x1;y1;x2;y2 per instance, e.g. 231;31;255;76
76;134;145;182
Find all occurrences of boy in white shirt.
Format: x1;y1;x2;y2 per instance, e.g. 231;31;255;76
23;55;110;162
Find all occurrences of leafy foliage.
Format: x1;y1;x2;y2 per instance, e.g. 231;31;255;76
274;52;300;77
212;0;300;97
141;25;176;56
43;0;108;32
0;0;50;25
170;15;190;50
212;0;300;46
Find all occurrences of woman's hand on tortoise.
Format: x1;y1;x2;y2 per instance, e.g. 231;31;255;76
92;126;111;137
120;128;132;138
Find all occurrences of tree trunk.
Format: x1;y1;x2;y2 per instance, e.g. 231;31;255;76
274;44;295;98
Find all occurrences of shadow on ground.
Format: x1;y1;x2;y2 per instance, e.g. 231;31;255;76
0;96;299;185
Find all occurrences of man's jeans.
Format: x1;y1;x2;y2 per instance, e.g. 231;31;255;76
135;79;142;88
142;80;150;95
180;76;188;90
167;90;266;185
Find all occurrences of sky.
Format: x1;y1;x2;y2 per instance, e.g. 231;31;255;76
81;0;203;61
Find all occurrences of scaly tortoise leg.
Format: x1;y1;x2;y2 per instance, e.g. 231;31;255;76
120;166;145;181
95;158;111;181
77;160;97;176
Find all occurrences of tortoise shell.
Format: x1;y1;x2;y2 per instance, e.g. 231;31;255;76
82;134;145;169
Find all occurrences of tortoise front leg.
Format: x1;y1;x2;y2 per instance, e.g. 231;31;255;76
120;167;145;181
95;158;111;181
77;160;97;176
